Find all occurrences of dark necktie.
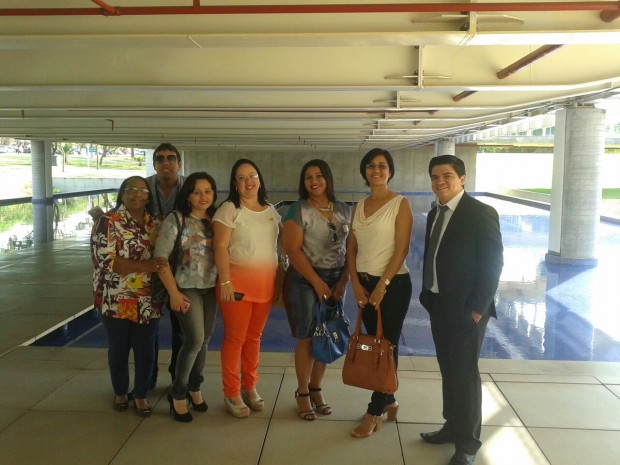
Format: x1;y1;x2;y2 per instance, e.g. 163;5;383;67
423;205;449;290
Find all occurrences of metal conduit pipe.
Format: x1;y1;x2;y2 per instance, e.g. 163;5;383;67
1;2;620;16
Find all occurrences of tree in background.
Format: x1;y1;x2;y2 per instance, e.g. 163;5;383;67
59;143;72;172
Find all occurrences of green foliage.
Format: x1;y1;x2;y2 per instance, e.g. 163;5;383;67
521;188;620;199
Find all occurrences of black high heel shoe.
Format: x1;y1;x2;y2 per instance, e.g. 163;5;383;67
187;392;208;412
168;393;193;423
308;386;332;415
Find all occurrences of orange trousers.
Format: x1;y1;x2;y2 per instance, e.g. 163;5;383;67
218;298;272;398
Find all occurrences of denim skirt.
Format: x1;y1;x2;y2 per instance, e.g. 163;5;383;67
283;266;343;339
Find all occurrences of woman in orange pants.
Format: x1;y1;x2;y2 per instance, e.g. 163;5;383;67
213;159;281;418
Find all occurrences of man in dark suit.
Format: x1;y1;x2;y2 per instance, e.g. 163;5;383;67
419;155;503;465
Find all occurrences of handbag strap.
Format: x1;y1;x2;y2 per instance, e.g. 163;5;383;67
352;304;385;340
173;211;184;247
314;298;342;326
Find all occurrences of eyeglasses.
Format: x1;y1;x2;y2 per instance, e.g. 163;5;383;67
236;173;259;183
327;222;338;243
154;154;178;163
124;187;149;195
366;162;389;171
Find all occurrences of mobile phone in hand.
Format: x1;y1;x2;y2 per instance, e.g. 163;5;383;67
234;292;245;301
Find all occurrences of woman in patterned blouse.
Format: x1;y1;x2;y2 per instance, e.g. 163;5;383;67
91;176;165;417
155;172;218;423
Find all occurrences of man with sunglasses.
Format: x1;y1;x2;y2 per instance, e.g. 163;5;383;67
146;143;185;389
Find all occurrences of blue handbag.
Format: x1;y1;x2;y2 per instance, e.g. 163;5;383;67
311;298;350;363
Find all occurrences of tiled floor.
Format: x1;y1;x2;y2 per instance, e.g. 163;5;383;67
0;347;619;465
0;196;619;465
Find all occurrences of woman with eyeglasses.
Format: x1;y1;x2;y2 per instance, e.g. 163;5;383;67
91;176;165;418
154;172;218;423
346;148;413;438
281;159;351;421
213;159;281;418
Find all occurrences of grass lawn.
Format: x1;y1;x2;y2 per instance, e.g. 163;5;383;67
522;188;620;199
0;153;143;171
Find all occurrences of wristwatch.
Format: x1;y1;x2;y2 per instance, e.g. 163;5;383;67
383;278;390;286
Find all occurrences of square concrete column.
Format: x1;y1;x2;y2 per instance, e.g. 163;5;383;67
546;106;605;265
30;140;54;244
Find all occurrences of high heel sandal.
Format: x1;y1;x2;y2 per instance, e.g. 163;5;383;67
351;414;383;438
168;393;193;423
308;386;332;415
241;389;265;412
224;396;250;418
295;390;316;421
187;392;208;412
383;401;399;422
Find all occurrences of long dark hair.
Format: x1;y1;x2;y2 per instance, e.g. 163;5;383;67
115;176;155;216
298;159;336;203
224;158;268;208
177;171;218;218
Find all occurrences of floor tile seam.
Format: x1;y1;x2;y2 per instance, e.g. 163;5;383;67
0;409;30;435
256;372;287;465
492;380;531;435
27;367;84;412
394;420;407;465
488;373;603;385
526;425;620;433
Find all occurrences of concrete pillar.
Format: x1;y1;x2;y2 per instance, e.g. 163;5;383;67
436;138;455;156
546;105;605;265
31;140;54;244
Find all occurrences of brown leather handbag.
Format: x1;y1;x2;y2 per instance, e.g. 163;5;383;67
342;304;398;394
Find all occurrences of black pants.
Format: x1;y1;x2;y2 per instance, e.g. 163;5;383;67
168;307;183;381
428;292;488;455
359;272;412;416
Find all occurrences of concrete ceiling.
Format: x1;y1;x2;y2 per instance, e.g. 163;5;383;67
1;1;620;152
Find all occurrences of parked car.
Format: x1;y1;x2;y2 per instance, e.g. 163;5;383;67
0;145;17;153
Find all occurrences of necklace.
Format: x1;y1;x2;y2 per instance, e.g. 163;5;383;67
310;199;333;212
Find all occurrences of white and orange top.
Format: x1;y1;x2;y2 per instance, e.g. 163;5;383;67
213;200;281;302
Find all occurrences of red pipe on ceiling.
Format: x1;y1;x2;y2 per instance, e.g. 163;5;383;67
90;0;119;16
497;45;563;80
1;2;619;16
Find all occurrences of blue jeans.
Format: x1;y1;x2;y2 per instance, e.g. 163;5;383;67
171;287;217;400
358;272;412;416
101;316;160;399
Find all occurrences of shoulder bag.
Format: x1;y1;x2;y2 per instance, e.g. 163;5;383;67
341;304;398;394
311;298;350;363
152;212;184;304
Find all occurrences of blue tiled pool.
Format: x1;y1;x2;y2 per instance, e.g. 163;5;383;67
33;197;620;362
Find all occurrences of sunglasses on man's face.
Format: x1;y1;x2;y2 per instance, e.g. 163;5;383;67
154;154;178;164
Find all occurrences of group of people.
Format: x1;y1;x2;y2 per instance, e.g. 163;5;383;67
91;143;503;465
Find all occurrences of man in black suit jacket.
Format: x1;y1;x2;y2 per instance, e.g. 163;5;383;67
419;155;503;465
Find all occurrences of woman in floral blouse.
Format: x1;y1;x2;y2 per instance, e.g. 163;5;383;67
155;172;218;423
91;176;164;417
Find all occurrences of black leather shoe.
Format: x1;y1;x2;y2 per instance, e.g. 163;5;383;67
449;452;476;465
420;428;455;444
